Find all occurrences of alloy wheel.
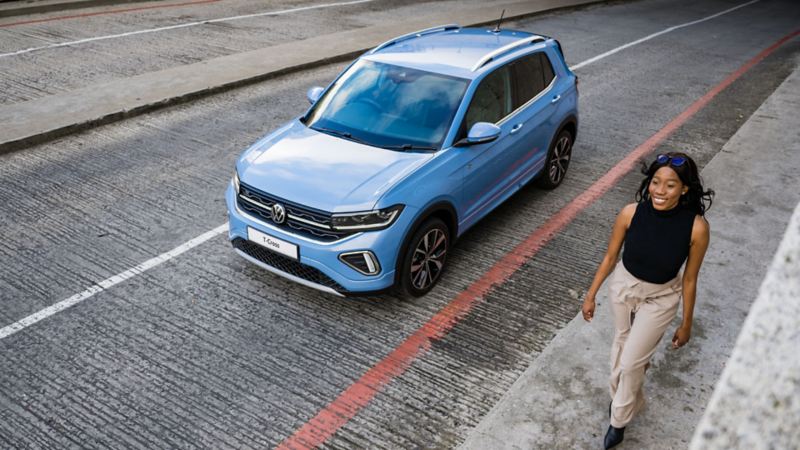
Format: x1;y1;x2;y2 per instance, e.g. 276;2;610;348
548;134;572;185
409;228;447;291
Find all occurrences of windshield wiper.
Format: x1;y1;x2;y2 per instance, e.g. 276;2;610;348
381;144;438;152
312;127;435;152
312;126;370;146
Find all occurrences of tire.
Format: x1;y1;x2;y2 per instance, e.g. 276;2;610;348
536;129;573;189
399;218;450;297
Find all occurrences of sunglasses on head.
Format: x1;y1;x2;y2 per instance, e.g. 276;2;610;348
656;154;687;167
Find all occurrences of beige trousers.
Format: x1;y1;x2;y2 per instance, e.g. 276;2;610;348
608;261;682;428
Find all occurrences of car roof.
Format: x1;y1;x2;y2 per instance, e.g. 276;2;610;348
362;26;549;80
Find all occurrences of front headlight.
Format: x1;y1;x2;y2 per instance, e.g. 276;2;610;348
331;205;404;231
232;170;240;195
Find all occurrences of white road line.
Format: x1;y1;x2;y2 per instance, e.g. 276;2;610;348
0;0;375;59
0;0;762;341
0;224;228;340
570;0;761;71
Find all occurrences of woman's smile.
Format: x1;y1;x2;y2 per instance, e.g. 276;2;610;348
648;166;685;211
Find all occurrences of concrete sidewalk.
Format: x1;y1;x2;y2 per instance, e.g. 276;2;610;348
459;62;800;448
0;0;601;154
692;191;800;448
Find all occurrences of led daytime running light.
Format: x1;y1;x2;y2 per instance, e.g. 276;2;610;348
331;205;403;231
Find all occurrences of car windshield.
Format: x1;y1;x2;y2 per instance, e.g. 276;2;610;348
305;60;469;150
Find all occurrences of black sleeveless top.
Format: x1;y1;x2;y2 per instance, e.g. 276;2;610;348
622;201;696;284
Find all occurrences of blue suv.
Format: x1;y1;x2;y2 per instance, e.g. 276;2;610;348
226;24;578;297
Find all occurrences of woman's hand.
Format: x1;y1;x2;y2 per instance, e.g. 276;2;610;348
671;325;691;349
582;296;596;322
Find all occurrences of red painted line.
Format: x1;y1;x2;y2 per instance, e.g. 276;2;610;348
276;29;800;450
0;0;221;28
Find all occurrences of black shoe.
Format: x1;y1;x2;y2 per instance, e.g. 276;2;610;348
604;425;625;449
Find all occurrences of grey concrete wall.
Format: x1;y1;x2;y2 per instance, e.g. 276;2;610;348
691;201;800;449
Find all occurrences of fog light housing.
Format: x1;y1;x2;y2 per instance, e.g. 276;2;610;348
339;251;381;275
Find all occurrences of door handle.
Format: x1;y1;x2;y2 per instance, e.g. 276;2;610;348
510;123;524;134
551;95;561;104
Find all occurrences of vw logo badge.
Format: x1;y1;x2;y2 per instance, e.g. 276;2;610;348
271;203;286;224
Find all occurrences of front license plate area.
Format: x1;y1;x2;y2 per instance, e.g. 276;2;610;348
247;227;299;260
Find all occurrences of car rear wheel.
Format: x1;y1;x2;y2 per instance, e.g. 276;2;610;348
536;129;573;189
399;218;449;297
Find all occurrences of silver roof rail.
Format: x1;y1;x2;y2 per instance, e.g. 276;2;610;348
471;36;547;72
368;24;461;54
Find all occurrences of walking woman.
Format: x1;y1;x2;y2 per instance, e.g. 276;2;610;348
581;152;713;449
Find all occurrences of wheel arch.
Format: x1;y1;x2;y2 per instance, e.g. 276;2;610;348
394;201;458;285
557;115;578;142
536;114;578;190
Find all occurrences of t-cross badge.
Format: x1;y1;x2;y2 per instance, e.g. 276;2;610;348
226;24;579;297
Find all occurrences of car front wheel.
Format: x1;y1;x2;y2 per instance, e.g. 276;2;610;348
536;129;573;189
399;218;450;297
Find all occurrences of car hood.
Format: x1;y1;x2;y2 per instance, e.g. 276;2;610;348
237;120;432;212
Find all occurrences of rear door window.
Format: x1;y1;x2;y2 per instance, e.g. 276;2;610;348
541;52;555;86
510;52;556;109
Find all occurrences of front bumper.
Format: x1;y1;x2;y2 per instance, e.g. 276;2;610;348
225;184;415;295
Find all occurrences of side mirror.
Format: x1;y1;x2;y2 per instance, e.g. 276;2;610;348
306;86;324;105
456;122;501;146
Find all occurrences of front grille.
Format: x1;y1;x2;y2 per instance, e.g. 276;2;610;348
232;238;345;292
237;182;355;242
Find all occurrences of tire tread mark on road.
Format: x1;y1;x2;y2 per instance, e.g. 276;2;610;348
0;387;58;448
5;311;246;448
86;302;275;447
0;379;92;448
8;345;173;449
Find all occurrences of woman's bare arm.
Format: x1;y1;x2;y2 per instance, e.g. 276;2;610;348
582;203;636;322
672;215;710;348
